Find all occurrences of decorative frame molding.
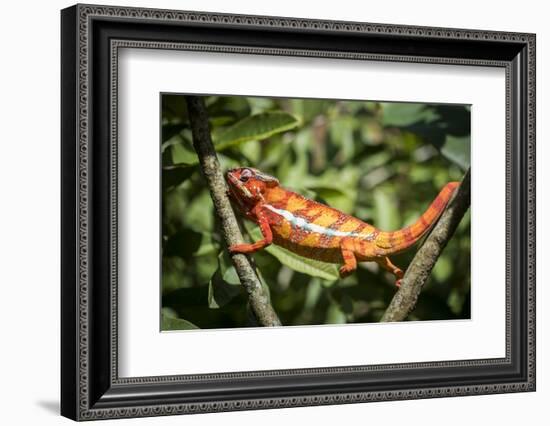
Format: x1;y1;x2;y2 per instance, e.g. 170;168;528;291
61;3;535;421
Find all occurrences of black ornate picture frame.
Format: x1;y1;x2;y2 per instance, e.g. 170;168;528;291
61;4;536;421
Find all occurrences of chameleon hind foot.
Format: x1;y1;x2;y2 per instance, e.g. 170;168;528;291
339;248;357;278
376;256;404;288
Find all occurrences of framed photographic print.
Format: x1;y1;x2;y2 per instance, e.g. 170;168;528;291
61;3;536;421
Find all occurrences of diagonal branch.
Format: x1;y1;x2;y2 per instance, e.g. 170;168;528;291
185;96;281;327
381;169;471;322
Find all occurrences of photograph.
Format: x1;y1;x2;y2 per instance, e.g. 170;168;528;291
58;3;536;420
160;94;471;330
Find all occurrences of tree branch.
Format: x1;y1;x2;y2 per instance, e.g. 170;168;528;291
380;169;471;322
185;96;281;327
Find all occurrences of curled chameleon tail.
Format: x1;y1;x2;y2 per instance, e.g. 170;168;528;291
225;167;460;287
337;181;459;285
374;182;460;255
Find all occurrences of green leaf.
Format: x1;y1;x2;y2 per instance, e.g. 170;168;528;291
306;185;354;214
267;243;340;282
447;289;466;315
162;164;197;190
209;116;235;127
440;135;470;170
409;164;434;183
170;141;198;165
290;99;330;123
247;97;276;114
255;266;272;304
163;227;203;259
360;118;384;145
185;191;215;233
207;251;243;309
373;188;400;231
279;129;311;185
326;303;347;324
162;94;188;123
381;103;438;127
214;112;300;150
217;251;240;286
194;241;219;257
240;139;262;164
162;123;188;143
432;255;453;282
300;168;359;213
329;117;355;162
208;268;242;309
339;294;354;315
207;96;251;121
195;253;219;285
161;312;199;331
303;279;323;310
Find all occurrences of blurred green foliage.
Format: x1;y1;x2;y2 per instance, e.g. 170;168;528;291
161;95;471;330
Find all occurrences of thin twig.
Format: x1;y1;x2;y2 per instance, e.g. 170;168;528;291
185;96;281;326
380;169;471;322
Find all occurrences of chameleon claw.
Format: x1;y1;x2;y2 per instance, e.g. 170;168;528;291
338;265;355;278
228;241;270;255
395;279;402;288
228;244;246;254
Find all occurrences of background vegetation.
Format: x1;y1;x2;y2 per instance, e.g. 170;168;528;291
161;95;470;330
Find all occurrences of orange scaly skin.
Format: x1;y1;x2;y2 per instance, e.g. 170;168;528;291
226;167;459;287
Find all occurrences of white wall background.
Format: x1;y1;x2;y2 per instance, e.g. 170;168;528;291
0;0;546;424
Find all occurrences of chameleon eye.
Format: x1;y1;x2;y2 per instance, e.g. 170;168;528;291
239;169;253;182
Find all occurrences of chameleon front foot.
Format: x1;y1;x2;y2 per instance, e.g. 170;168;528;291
228;243;267;254
339;265;355;278
228;213;273;255
228;243;252;254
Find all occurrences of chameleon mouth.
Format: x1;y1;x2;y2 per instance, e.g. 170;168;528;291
225;170;239;186
225;171;245;200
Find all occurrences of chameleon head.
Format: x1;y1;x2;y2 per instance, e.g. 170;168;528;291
225;167;279;207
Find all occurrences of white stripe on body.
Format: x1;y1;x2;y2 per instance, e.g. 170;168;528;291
264;204;375;241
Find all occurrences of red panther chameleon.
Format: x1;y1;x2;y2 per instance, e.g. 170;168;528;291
226;167;459;287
